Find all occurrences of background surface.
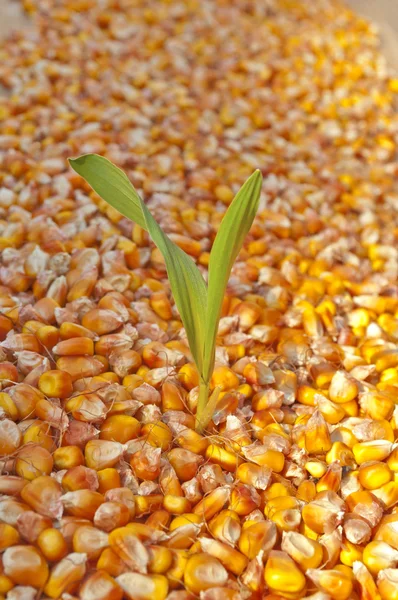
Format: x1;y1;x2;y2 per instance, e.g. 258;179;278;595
0;0;397;69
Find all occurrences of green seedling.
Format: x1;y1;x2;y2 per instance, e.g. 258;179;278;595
69;154;262;432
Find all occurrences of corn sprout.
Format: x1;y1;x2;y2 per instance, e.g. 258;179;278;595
69;154;262;432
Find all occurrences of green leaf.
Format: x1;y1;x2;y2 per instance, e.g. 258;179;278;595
69;154;147;230
202;170;262;382
69;154;207;372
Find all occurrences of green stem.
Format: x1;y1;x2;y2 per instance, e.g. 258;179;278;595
195;379;210;433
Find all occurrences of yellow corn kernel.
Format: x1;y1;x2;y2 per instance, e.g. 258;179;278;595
353;562;381;600
53;446;85;470
37;528;68;562
244;449;285;472
317;395;346;425
306;567;353;600
329;371;358;403
316;463;342;493
44;552;86;598
116;573;168;600
147;546;173;574
163;495;192;515
360;391;395;421
236;462;271;490
297;480;317;503
134;495;163;517
169;513;202;533
97;468;121;493
178;363;199;391
238;520;277;560
339;400;359;417
304;410;332;454
264;550;306;595
0;524;20;551
0;393;18;421
38;369;73;399
353;441;393;465
299;522;319;541
208;509;241;547
330;427;358;448
141;422;173;451
358;462;392;490
302;492;345;534
340;540;363;567
264;482;292;500
326;442;356;467
305;460;328;479
22;420;55;453
174;428;208;455
193;486;230;521
297;385;318;407
210;366;240;392
184;553;228;594
387;448;398;472
0;575;14;595
265;496;301;519
311;362;336;389
201;537;248;577
205;444;240;472
372;481;398;509
282;531;323;570
363;540;398;576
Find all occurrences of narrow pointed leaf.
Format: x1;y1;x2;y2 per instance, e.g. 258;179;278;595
203;170;262;381
69;154;207;371
69;154;147;230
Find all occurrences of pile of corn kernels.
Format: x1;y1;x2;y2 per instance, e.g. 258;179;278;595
0;0;398;598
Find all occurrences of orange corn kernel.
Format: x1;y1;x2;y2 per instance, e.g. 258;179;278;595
80;570;122;600
44;552;87;598
85;439;125;470
38;370;73;398
56;356;105;382
37;528;68;562
100;415;141;444
97;468;121;494
3;545;49;588
22;420;55;453
61;490;104;520
20;475;62;519
73;525;109;560
53;446;85;470
94;502;130;532
210;366;240;392
97;547;128;578
15;446;53;480
53;337;94;356
168;448;204;482
59;322;98;340
206;444;240;473
175;427;209;455
81;309;123;335
178;363;199;391
141;421;173;451
193;486;231;521
0;524;20;551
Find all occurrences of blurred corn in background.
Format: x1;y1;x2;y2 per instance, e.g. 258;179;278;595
0;0;397;599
